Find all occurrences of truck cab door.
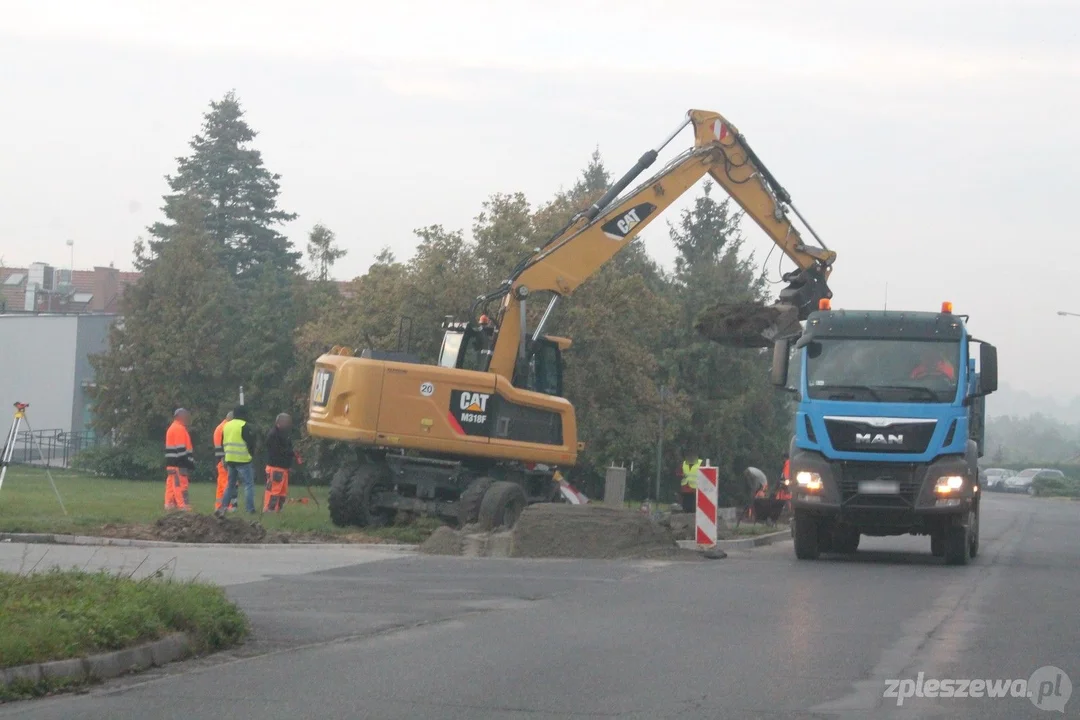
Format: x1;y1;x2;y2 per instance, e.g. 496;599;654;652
969;393;986;456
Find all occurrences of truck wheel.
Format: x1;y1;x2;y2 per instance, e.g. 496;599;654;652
944;520;971;566
477;481;527;531
458;476;495;527
793;511;820;560
329;467;358;527
930;532;945;557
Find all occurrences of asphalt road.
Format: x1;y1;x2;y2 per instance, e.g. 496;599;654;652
2;492;1077;719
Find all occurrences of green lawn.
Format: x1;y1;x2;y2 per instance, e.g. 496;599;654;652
0;568;248;698
0;466;436;543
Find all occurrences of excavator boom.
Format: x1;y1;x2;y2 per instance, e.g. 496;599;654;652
480;109;836;379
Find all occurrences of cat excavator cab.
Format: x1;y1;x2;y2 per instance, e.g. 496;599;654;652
309;109;837;531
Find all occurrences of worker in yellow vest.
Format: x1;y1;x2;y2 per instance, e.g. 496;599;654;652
680;456;701;513
218;405;257;516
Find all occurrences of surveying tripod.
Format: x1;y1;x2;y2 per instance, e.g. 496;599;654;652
0;402;67;513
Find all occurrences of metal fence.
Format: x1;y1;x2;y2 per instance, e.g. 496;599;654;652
2;429;101;468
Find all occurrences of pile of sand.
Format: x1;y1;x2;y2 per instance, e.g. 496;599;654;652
152;513;269;543
419;504;704;560
419;526;466;555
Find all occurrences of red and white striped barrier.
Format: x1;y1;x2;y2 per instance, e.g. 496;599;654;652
696;464;719;548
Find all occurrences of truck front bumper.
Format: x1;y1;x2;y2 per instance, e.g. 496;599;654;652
788;449;978;533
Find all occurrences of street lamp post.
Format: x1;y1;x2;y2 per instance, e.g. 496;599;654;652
655;384;665;504
1057;311;1080;318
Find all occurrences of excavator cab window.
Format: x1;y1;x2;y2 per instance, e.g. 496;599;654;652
520;338;563;397
438;325;495;372
437;330;465;369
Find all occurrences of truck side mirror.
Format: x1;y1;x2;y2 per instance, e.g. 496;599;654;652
770;338;791;387
979;343;998;395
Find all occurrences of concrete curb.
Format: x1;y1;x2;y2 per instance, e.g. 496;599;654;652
678;527;791;552
0;532;418;552
0;633;191;690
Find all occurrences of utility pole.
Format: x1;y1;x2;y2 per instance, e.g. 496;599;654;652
655;384;665;503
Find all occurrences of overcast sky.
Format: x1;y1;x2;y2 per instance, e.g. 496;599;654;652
1;0;1078;400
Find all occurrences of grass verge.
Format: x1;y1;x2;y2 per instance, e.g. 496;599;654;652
0;567;248;699
0;467;437;544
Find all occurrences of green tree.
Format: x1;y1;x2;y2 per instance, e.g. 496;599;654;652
307;223;347;281
662;181;793;505
90;196;236;469
147;90;299;275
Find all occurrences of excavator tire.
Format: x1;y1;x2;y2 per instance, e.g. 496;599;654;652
458;476;495;527
349;463;396;529
329;463;393;528
328;467;358;527
477;481;527;531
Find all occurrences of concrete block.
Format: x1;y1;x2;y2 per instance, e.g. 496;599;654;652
150;634;190;666
1;663;42;687
603;466;627;508
38;657;87;682
84;652;125;680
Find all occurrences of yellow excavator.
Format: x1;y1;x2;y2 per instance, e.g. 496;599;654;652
308;109;837;530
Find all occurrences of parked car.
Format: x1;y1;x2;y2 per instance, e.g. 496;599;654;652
981;467;1013;491
1003;468;1066;495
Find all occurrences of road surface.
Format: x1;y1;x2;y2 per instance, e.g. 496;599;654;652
2;492;1077;719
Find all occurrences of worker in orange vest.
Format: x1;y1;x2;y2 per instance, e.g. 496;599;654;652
213;411;236;512
776;455;793;502
164;408;194;511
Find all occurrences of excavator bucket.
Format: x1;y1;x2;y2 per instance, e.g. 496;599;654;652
694;265;832;348
695;301;802;348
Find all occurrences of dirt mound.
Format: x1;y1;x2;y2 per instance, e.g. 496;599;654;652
510;504;699;560
694;302;798;348
152;513;269;544
419;526;466;555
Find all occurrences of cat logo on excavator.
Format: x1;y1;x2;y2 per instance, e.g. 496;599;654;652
601;202;656;240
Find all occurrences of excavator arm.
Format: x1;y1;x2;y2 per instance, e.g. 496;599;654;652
467;109;836;382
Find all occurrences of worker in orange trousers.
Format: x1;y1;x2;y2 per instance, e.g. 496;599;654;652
164;408;194;511
263;413;296;512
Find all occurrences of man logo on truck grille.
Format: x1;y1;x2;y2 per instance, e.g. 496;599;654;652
856;433;904;445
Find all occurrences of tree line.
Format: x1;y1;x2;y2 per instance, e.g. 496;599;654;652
80;91;793;504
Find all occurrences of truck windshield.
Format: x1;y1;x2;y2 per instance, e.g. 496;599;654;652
804;338;961;403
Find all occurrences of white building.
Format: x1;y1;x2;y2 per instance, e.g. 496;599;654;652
0;313;118;440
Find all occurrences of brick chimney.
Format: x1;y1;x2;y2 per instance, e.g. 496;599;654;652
92;266;120;312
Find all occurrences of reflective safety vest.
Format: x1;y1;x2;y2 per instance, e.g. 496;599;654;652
222;419;252;463
165;420;193;468
681;459;701;489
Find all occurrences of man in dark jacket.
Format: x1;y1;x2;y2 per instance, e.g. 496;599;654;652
263;413;295;512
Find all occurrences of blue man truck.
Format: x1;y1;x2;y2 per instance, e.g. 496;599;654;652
769;300;998;565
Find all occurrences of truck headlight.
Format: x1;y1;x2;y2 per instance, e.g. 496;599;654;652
795;471;823;492
934;475;964;494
